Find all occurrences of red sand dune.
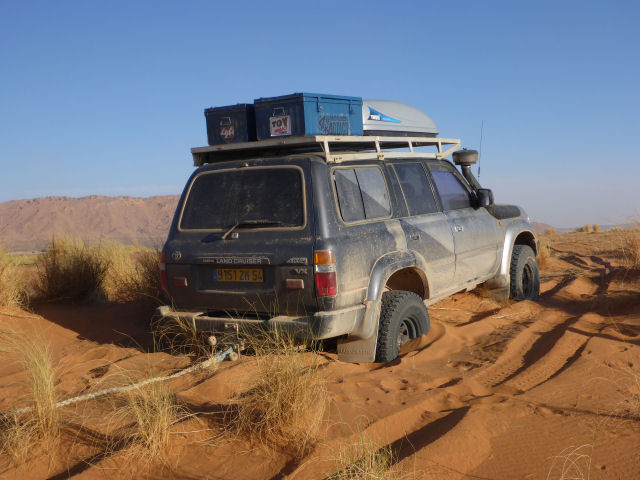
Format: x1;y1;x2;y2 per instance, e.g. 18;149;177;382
0;233;639;479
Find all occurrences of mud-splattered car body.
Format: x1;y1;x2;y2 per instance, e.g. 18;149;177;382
159;139;538;362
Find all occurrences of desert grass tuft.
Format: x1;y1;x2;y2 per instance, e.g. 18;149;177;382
329;432;397;480
576;224;593;233
151;314;216;359
614;227;640;270
0;246;27;308
592;223;601;233
0;330;59;463
101;243;165;303
545;227;557;236
35;237;109;302
228;330;327;456
623;235;640;269
121;248;165;302
537;237;552;270
546;444;592;480
0;413;31;465
115;381;183;460
35;237;165;304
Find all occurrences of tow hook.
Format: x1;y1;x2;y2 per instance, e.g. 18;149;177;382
208;335;240;361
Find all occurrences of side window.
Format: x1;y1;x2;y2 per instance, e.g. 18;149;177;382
429;163;472;211
356;167;391;219
393;163;439;216
333;167;391;222
334;169;364;222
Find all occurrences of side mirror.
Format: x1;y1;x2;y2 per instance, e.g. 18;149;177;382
476;188;494;208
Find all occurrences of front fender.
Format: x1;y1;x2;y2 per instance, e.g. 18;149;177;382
489;219;537;289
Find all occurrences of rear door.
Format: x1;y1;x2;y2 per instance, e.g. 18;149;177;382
427;160;499;285
164;159;316;316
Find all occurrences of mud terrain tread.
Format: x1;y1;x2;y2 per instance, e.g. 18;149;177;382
376;290;429;363
510;244;540;300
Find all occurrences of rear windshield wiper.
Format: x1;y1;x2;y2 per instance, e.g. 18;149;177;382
221;220;284;240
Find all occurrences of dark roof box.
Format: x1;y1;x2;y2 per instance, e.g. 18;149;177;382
204;103;256;146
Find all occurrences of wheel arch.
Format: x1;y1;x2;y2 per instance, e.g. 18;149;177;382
514;230;538;255
366;250;431;303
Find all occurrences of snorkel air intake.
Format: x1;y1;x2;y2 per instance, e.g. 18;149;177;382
453;149;481;190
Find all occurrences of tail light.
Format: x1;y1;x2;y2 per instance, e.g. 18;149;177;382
160;251;168;292
314;250;337;297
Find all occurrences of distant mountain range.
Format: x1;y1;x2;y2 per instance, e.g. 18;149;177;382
0;195;179;252
0;196;632;252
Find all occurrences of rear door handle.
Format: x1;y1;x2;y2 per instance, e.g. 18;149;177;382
454;225;464;232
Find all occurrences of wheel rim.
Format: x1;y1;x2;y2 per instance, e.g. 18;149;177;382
397;317;418;349
522;262;535;298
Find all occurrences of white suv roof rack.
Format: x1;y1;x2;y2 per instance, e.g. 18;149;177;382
191;135;461;166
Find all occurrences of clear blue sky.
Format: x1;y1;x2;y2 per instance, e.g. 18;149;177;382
1;0;638;227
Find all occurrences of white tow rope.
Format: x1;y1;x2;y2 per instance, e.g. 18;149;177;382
2;346;234;418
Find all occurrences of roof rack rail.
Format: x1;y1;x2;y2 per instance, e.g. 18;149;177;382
191;135;461;166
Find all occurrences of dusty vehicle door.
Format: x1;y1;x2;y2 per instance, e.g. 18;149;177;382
427;160;499;285
390;161;455;295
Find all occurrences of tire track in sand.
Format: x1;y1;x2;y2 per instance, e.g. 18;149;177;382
474;309;573;388
503;329;588;392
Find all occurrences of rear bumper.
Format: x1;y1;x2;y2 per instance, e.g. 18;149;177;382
155;304;365;340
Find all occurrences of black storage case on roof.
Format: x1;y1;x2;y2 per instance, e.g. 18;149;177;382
204;104;256;146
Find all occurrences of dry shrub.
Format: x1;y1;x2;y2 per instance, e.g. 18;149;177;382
0;247;26;308
101;243;165;303
35;237;165;304
614;227;640;270
123;249;164;302
330;433;396;480
537;237;552;270
35;237;109;302
0;413;35;465
576;224;593;233
230;330;327;456
631;370;640;419
0;330;59;463
592;223;601;232
623;235;640;269
546;444;592;480
151;315;213;358
113;381;183;461
544;227;557;236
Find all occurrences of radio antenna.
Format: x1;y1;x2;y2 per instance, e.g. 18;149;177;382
478;120;484;180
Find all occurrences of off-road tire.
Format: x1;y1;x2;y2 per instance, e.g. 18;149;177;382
375;290;430;363
509;245;540;301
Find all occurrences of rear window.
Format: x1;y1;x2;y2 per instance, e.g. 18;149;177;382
180;167;304;230
333;167;391;222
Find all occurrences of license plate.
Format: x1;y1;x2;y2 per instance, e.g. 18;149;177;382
215;268;264;283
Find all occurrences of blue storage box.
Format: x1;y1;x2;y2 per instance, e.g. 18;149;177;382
204;103;256;145
254;93;363;139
